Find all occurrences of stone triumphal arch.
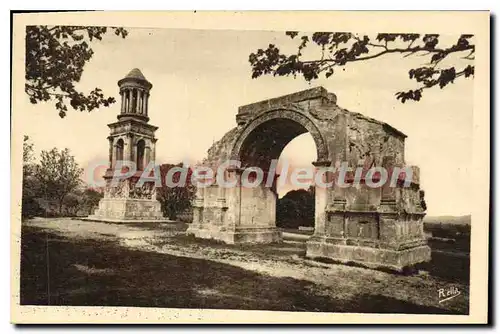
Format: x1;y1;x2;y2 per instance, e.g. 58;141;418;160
186;87;431;270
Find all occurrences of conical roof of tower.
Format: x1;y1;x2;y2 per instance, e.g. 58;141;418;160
118;68;153;89
125;68;147;81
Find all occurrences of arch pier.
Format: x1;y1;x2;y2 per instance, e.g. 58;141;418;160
187;87;431;271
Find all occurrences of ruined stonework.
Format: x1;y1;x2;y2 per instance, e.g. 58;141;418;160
187;87;431;270
87;69;167;223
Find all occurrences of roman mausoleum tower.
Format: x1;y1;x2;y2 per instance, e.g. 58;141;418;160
87;68;166;222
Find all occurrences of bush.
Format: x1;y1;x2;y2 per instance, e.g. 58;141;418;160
157;163;196;220
424;222;471;239
21;196;44;219
176;209;193;223
276;188;315;229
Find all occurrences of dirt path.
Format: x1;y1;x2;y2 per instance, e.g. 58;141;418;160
24;218;469;314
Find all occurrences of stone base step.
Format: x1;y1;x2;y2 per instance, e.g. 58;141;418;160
186;226;282;244
306;238;431;272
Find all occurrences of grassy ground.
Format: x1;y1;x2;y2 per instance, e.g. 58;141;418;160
20;220;469;314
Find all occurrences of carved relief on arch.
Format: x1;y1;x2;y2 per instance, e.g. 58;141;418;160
231;108;329;163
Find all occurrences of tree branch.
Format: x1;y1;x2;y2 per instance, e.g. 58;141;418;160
302;44;474;66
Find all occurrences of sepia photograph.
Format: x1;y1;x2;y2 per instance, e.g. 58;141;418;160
10;11;490;324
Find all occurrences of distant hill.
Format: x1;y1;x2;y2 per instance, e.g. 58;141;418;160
424;215;471;225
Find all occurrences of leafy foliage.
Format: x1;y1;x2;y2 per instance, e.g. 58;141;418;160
35;148;83;214
157;163;196;220
59;188;102;217
81;188;104;215
276;187;315;229
63;192;83;216
22;135;35;171
22;136;43;218
21;138;101;218
249;32;474;102
25;25;128;118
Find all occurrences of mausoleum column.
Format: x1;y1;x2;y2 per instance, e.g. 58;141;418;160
108;137;114;168
123;90;127;113
132;89;137;113
141;90;146;114
145;145;151;168
122;90;127;113
143;92;148;115
137;89;143;114
111;143;118;169
120;91;124;113
151;139;157;163
124;134;133;163
134;89;137;113
127;89;131;113
133;140;138;167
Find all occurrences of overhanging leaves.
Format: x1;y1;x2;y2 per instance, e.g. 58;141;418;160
25;25;128;118
249;32;475;103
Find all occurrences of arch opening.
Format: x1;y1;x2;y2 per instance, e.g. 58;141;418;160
235;117;321;232
239;118;310;170
137;139;145;170
276;132;317;197
115;138;124;162
275;133;317;230
233;109;329;167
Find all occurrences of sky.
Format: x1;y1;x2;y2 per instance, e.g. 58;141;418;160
19;28;473;216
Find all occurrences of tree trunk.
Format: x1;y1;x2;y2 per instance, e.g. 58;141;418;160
58;198;64;216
